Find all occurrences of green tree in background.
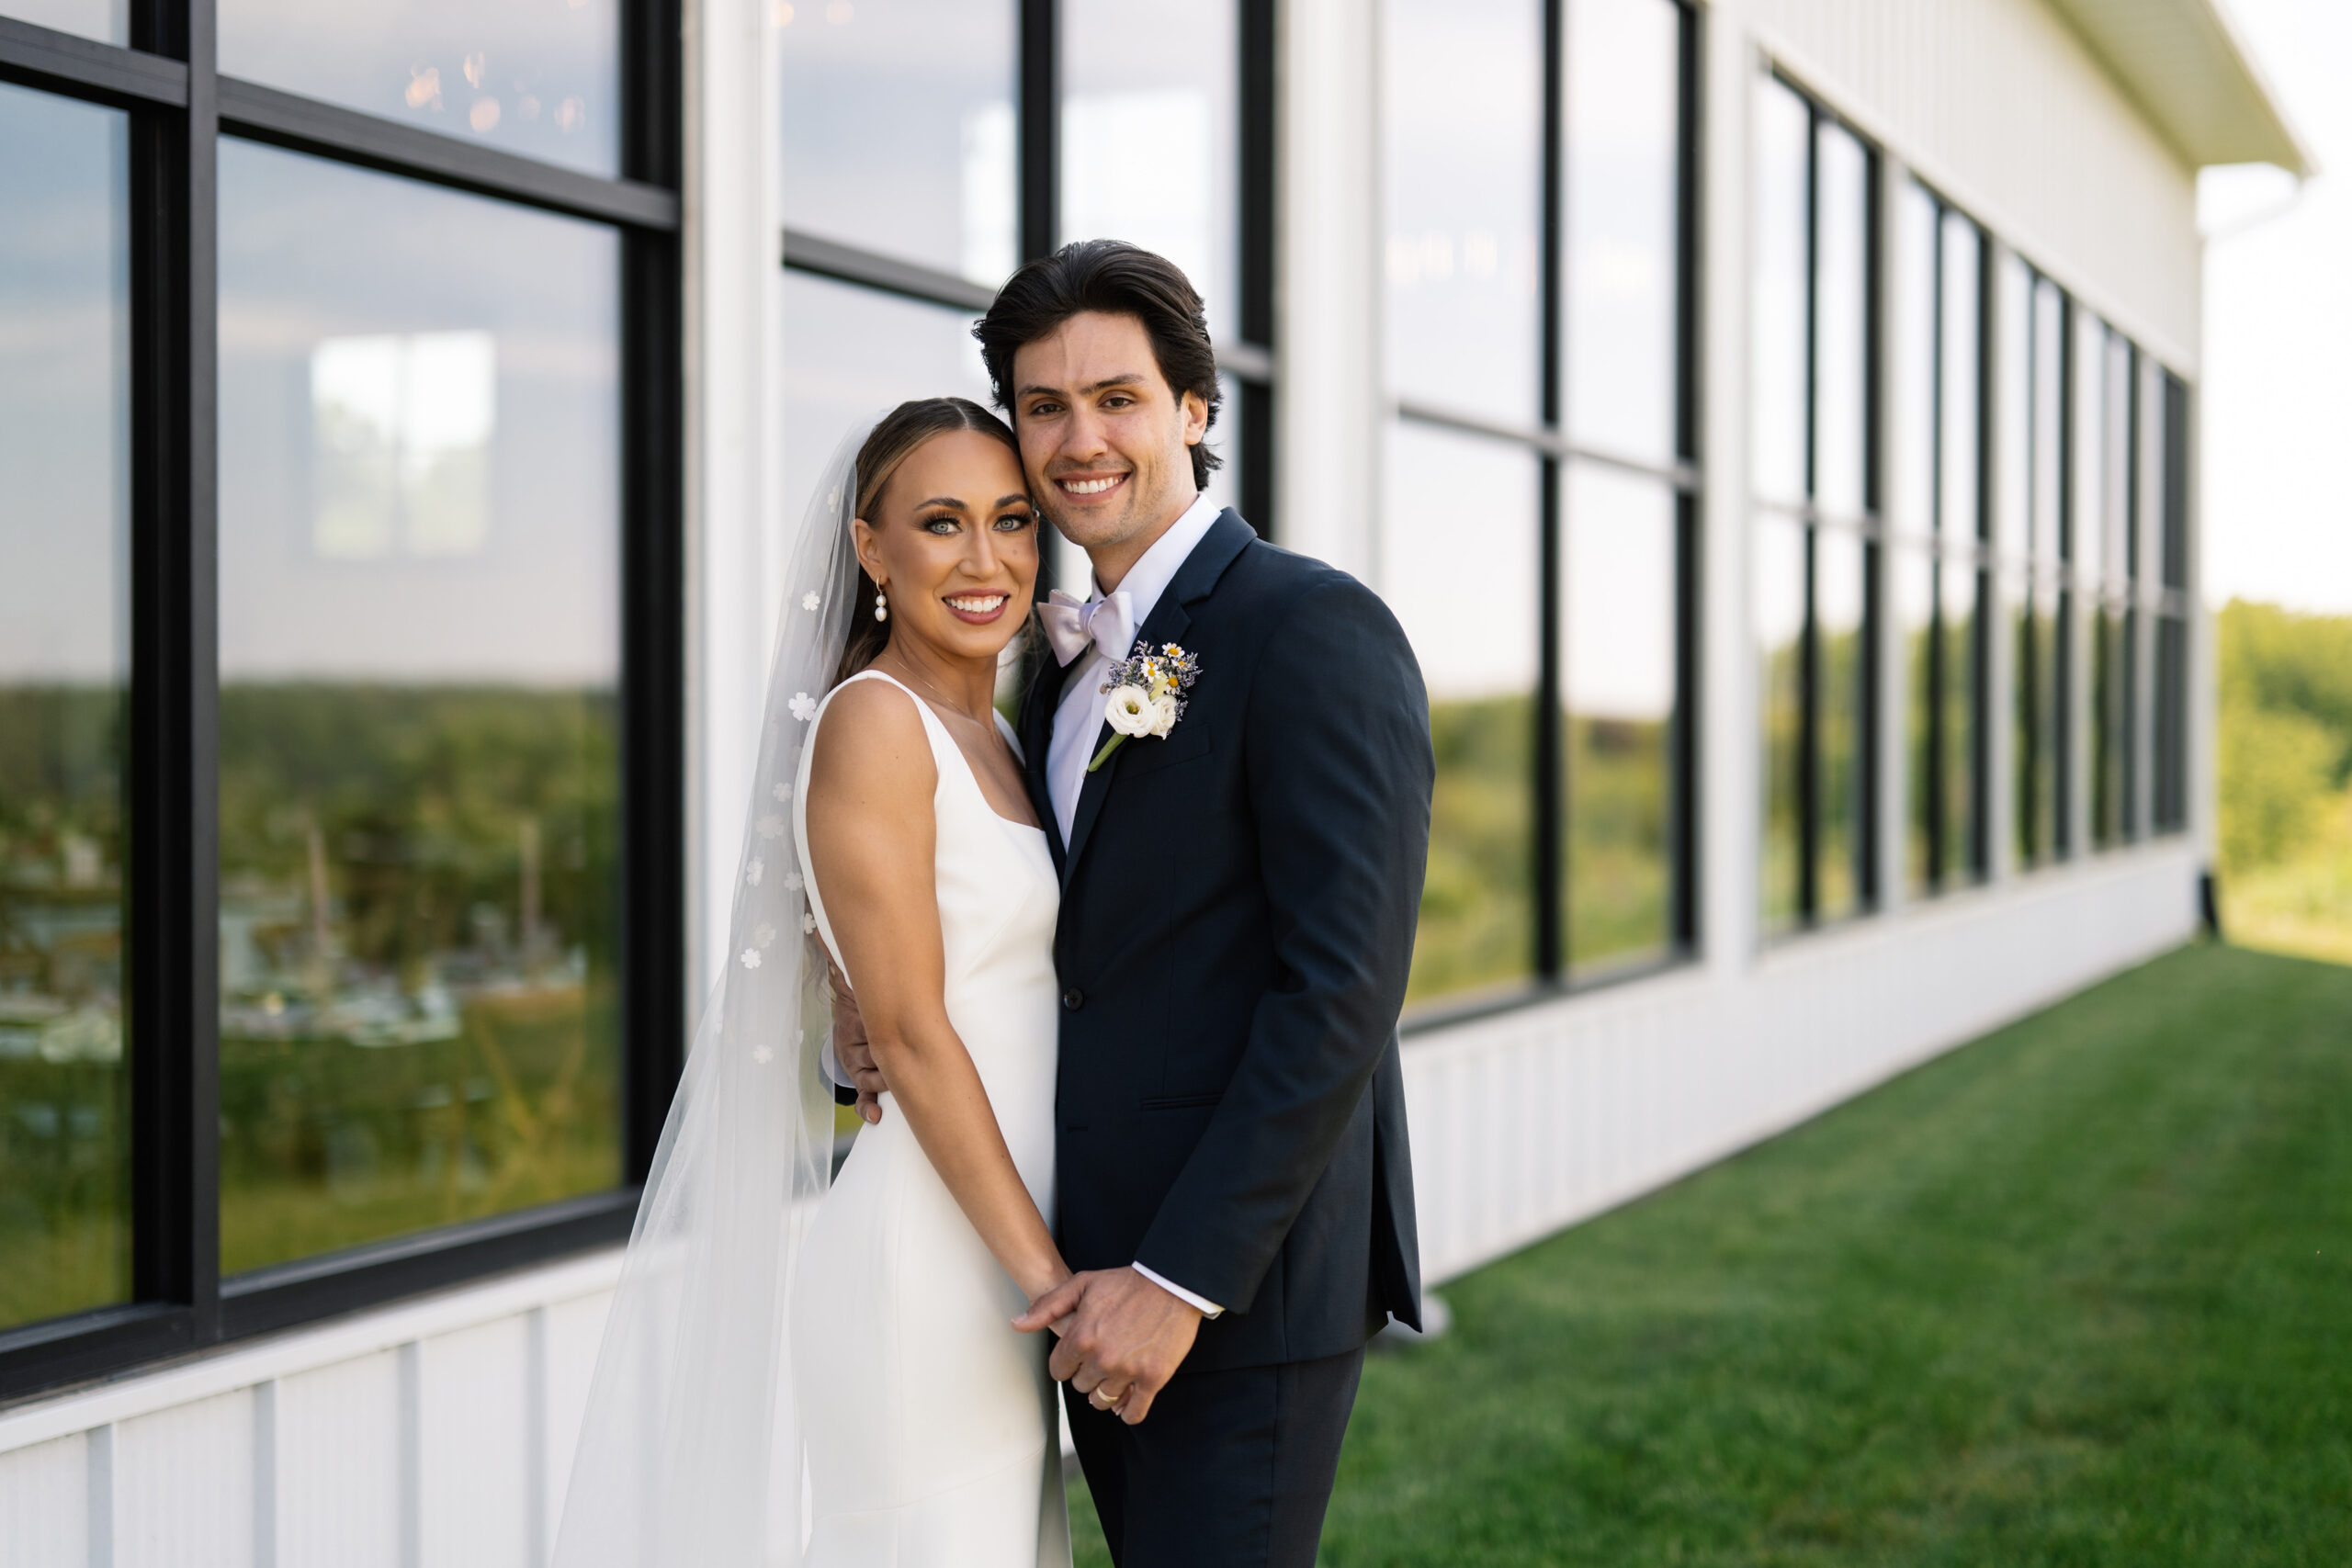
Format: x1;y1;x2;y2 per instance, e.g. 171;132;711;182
2217;600;2352;965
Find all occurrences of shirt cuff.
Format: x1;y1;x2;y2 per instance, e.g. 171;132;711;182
1132;1263;1223;1318
819;1036;848;1090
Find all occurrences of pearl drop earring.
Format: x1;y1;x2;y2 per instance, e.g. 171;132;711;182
873;588;888;623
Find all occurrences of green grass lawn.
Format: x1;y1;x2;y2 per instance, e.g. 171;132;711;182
1069;943;2352;1565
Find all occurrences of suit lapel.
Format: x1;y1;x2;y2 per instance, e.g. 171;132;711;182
1016;643;1067;873
1058;512;1255;888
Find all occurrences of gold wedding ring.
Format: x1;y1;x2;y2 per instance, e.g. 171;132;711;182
1090;1387;1120;1410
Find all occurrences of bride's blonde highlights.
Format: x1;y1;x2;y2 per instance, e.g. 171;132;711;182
831;397;1030;687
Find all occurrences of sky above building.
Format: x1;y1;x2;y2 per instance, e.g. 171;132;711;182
2201;0;2352;615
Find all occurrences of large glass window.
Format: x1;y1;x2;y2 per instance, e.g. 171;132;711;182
1385;425;1541;1005
1384;0;1695;1010
1750;74;1878;935
0;83;130;1334
0;0;676;1400
1996;259;2079;870
2153;370;2191;834
216;146;623;1275
780;0;1274;576
779;0;1018;285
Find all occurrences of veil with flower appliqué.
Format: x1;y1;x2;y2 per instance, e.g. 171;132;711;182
550;422;873;1568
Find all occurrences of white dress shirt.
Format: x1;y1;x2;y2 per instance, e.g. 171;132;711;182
1046;491;1224;848
1046;491;1227;1320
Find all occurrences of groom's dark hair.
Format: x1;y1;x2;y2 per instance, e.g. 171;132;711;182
974;240;1223;491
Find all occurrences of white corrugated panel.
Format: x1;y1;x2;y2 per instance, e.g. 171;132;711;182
112;1391;254;1568
0;1433;88;1568
275;1351;401;1568
418;1317;531;1568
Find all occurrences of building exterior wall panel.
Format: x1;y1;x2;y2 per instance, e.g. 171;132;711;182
273;1352;401;1568
0;1435;88;1568
113;1393;254;1568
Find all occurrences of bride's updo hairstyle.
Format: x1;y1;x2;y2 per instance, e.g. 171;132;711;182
831;396;1027;686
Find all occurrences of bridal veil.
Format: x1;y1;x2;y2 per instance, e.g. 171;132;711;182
549;425;868;1567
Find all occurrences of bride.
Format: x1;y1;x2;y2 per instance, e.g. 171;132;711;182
551;397;1072;1568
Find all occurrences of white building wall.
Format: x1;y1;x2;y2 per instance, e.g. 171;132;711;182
0;0;2219;1556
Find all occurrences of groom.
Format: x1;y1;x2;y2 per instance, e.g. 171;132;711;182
847;240;1431;1566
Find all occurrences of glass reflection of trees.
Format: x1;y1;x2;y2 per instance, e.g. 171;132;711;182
0;83;131;1333
216;144;623;1275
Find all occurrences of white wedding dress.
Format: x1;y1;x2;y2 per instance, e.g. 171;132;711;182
790;670;1072;1568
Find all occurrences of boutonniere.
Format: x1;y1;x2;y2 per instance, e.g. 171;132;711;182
1089;640;1202;772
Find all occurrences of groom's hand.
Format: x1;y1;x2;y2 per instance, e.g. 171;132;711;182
827;959;888;1123
1015;1269;1203;1424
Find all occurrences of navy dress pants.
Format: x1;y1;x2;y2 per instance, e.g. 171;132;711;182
1064;1347;1365;1568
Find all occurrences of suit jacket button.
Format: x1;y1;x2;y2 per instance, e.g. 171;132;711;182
1062;987;1084;1011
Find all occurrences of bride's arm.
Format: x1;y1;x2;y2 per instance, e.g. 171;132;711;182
803;679;1070;1306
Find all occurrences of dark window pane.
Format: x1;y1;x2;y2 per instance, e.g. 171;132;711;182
1;0;123;43
1060;0;1238;344
217;141;622;1274
1561;464;1677;971
1563;0;1680;463
1383;0;1542;423
1941;557;1983;880
2154;613;2188;831
1896;544;1933;896
1815;525;1869;919
1813;120;1870;522
2161;371;2190;591
1757;513;1806;933
2092;600;2120;847
1939;210;1983;541
0;84;130;1332
781;0;1017;284
2010;569;2058;866
1750;77;1809;508
2100;328;2132;594
220;0;618;177
1383;422;1538;1007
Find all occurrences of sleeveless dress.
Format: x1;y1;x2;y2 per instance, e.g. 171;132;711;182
789;670;1072;1568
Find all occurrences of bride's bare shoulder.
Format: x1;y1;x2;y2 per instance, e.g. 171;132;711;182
807;675;937;805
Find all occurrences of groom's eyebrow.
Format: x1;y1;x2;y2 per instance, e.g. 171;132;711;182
1016;371;1149;400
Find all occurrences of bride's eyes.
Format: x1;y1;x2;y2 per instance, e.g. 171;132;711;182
920;514;961;536
992;511;1034;533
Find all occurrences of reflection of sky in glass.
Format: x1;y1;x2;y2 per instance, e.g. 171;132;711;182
1060;0;1237;344
2031;276;2065;568
1562;464;1674;720
1751;76;1809;506
1892;182;1937;538
0;84;127;685
1381;421;1538;700
219;140;618;684
1565;0;1679;462
1940;211;1982;542
780;0;1017;284
1;0;125;43
1996;252;2031;559
220;0;618;176
1813;121;1870;521
1383;0;1541;423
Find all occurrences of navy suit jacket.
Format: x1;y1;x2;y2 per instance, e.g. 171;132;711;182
1019;511;1431;1373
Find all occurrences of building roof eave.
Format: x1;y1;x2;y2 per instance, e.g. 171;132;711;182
2047;0;2315;178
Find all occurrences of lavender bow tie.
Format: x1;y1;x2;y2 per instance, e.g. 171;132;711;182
1038;588;1136;668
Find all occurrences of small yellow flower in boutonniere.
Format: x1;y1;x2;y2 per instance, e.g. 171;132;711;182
1090;639;1201;772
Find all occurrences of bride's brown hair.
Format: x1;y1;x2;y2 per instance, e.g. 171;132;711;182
831;397;1031;686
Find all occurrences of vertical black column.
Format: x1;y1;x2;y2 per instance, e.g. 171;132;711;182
126;0;220;1339
1533;0;1564;979
1237;0;1277;538
1795;110;1820;922
1857;145;1883;908
618;0;686;1179
1019;0;1057;266
1668;1;1701;951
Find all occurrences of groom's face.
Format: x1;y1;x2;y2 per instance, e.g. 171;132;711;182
1009;310;1209;563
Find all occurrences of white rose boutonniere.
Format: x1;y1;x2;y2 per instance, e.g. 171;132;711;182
1090;640;1202;772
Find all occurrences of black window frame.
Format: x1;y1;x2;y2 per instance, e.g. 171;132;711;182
0;0;684;1405
1751;69;1882;937
778;0;1280;562
1394;0;1702;1028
